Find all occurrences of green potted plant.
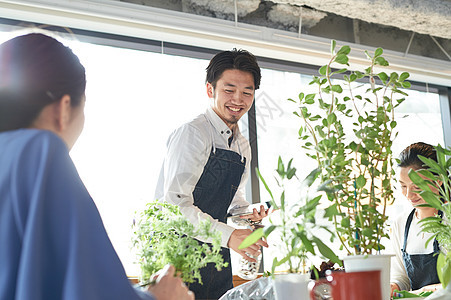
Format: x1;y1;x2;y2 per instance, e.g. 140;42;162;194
291;40;410;299
239;157;341;299
409;144;451;299
132;201;228;286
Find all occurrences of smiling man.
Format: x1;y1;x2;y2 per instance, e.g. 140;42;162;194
155;49;269;299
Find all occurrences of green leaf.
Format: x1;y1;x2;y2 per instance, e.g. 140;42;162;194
324;203;339;218
312;236;342;266
264;225;276;237
375;57;389;66
341;217;350;227
437;252;445;285
277;156;285;177
297;231;315;254
298;92;305;101
337;45;351;55
305;93;316;102
305;97;315;104
287;167;297;179
399;72;410;81
331;40;337;54
378;72;388;82
374;48;383;57
402;81;411;88
327;113;337;125
335;54;349;65
331;85;343;93
238;228;264;249
331;68;348;76
389;72;399;82
256;168;274;201
362;228;373;238
419;191;443;209
355;175;366;189
304;168;320;187
319;65;329;76
442;255;451;288
408;170;432;192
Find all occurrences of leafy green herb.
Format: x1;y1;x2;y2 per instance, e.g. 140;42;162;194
241;158;341;275
132;201;228;285
293;41;409;255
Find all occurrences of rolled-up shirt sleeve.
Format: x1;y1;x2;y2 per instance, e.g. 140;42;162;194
162;124;237;248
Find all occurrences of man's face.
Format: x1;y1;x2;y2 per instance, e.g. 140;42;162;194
207;69;255;130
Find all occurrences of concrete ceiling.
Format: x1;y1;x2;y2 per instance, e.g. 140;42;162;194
120;0;451;61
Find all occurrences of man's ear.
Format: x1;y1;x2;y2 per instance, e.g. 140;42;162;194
54;95;72;131
206;82;214;98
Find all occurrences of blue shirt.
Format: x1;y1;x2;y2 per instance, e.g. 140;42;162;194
0;129;154;300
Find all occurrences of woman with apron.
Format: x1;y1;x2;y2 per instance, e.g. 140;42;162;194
390;142;443;295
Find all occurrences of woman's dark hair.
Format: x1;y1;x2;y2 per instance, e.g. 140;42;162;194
0;33;86;132
205;48;261;90
398;142;437;169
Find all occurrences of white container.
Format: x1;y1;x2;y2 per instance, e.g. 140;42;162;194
343;254;393;300
273;273;310;300
425;280;451;299
237;252;262;280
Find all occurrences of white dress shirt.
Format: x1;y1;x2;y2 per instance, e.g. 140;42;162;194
390;209;437;291
155;107;251;248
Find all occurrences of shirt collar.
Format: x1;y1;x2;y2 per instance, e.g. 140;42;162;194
205;106;240;138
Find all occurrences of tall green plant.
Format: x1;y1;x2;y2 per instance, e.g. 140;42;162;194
132;201;227;285
408;145;451;288
239;157;341;275
292;40;410;255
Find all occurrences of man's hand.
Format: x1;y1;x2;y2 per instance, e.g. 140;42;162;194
148;265;194;300
239;205;270;222
227;228;268;262
390;283;400;297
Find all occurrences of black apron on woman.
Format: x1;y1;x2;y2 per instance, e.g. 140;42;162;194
188;147;246;300
401;209;443;290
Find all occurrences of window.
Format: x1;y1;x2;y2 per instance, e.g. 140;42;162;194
1;25;449;275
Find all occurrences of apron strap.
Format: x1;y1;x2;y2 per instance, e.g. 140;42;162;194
402;209;416;251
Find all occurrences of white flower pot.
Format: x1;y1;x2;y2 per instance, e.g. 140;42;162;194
273;273;310;300
425;280;451;299
342;254;393;300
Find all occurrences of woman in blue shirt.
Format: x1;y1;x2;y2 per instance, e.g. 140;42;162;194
0;32;193;300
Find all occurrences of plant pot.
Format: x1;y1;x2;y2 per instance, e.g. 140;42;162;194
425;280;451;299
310;270;381;300
273;273;310;300
342;254;393;300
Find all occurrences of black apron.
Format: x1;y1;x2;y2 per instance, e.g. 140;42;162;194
401;209;443;290
188;147;246;300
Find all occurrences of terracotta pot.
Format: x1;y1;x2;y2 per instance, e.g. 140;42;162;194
310;270;382;300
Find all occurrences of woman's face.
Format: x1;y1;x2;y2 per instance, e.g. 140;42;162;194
399;166;440;207
399;166;426;207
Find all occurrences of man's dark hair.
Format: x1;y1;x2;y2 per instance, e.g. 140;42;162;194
205;48;261;90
